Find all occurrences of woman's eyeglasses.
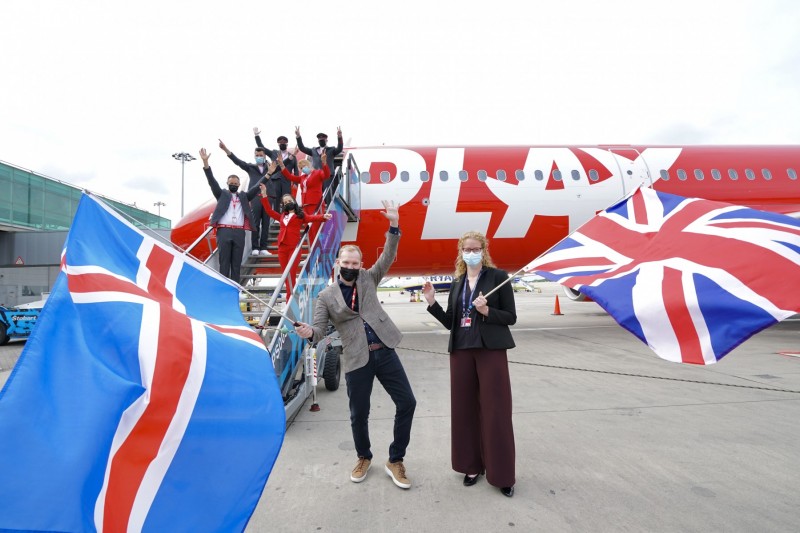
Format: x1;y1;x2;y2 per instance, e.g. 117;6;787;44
462;248;483;253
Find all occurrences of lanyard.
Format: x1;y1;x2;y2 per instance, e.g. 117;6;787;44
351;284;357;311
461;270;483;317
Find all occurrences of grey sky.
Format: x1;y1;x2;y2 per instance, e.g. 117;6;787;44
1;0;798;223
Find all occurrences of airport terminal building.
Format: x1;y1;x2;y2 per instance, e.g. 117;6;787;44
0;160;170;307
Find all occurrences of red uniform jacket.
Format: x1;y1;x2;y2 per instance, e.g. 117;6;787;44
261;200;327;249
282;164;328;210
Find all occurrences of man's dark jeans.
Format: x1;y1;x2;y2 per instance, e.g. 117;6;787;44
345;347;416;463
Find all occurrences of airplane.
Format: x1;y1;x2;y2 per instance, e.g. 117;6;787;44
171;144;800;301
379;276;454;292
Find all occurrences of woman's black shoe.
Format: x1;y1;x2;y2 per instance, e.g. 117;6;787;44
463;472;482;486
500;486;514;497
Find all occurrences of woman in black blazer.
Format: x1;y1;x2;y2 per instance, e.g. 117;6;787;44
423;231;516;497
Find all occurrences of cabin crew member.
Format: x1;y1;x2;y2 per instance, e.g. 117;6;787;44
278;151;329;245
254;128;299;176
217;139;272;257
422;231;517;498
199;148;261;284
254;128;296;219
259;169;331;296
295;125;343;205
295;201;417;490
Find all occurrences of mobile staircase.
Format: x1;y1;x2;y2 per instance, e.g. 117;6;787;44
183;162;361;424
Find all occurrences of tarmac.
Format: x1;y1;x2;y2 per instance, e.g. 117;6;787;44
2;283;799;532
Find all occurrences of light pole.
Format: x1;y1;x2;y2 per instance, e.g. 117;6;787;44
172;152;196;217
153;201;166;217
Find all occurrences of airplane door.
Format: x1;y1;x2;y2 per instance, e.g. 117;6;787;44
607;148;654;195
344;153;361;219
338;153;362;242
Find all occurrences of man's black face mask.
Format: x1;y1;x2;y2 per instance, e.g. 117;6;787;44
339;267;359;282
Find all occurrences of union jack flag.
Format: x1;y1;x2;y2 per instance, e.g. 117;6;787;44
0;194;285;532
527;187;800;365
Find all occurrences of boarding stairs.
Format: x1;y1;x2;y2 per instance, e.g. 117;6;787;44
177;157;361;424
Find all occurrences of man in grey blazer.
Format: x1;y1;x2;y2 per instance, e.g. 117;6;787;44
296;200;417;489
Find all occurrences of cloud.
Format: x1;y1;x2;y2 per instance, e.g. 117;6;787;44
122;175;170;196
646;124;715;145
1;0;799;225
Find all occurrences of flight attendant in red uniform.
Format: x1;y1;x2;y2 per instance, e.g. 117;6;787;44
260;176;331;297
278;152;329;245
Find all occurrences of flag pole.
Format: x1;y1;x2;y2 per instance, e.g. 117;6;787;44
479;185;645;299
242;288;300;327
479;265;529;299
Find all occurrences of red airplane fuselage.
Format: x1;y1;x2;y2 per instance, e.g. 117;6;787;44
171;145;800;275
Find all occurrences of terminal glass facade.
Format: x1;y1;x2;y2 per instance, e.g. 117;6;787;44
0;161;170;230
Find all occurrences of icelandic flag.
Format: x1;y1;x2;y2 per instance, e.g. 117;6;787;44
527;187;800;365
0;194;285;532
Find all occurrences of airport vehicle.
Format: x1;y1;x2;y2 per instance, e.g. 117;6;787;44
172;145;800;288
0;306;41;345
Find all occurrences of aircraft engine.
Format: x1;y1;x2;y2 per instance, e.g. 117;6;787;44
563;286;588;302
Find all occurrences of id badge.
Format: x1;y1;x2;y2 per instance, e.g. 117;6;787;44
460;316;472;328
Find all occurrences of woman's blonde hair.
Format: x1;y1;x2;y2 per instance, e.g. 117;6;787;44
454;231;495;278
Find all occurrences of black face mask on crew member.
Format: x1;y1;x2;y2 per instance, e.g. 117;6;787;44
339;267;359;282
279;143;288;151
228;184;239;193
318;139;327;148
283;202;296;212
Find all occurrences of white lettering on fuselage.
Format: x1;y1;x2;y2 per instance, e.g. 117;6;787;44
351;147;682;240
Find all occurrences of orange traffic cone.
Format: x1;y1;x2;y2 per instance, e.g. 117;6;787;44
551;295;564;316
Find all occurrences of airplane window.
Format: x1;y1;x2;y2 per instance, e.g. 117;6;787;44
711;169;721;180
459;170;468;182
497;170;507;182
745;168;755;180
788;168;797;180
659;169;669;181
728;169;738;180
553;169;562;181
380;171;391;183
677;169;687;181
361;171;371;183
439;170;448;181
694;169;704;180
477;170;488;182
762;168;772;180
420;171;430;182
400;171;409;182
515;169;525;181
535;169;545;181
571;169;581;181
